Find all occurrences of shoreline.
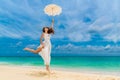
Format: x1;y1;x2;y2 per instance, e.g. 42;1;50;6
0;64;120;80
0;62;120;76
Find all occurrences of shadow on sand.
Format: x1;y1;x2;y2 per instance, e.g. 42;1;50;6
27;71;49;77
27;71;56;77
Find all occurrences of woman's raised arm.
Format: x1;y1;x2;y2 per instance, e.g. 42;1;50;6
50;19;54;28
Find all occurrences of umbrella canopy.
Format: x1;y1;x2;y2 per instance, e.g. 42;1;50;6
44;4;62;16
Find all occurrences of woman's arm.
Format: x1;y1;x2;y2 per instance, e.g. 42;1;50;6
50;19;54;28
48;19;55;34
40;33;44;44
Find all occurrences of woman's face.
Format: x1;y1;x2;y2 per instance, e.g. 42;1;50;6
44;27;49;32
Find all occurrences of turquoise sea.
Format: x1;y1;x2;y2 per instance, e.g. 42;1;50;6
0;56;120;72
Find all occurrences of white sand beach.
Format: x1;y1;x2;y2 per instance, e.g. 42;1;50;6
0;65;120;80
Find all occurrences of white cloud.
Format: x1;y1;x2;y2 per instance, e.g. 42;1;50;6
105;44;111;49
16;41;22;46
89;16;120;43
54;43;120;54
0;25;23;38
0;0;120;43
25;44;38;49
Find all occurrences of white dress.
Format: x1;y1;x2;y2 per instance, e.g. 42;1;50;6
38;33;51;65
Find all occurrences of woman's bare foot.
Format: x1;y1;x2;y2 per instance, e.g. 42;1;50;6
24;48;30;51
45;65;50;74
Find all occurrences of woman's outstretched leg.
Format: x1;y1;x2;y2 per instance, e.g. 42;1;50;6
24;45;44;54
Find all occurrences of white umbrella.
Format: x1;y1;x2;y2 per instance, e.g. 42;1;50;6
44;4;62;16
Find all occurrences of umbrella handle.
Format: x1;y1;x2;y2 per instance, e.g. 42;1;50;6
51;8;54;20
51;8;54;27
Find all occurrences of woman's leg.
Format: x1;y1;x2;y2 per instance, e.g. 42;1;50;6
46;65;50;73
24;45;44;54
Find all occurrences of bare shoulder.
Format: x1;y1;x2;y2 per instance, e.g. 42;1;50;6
41;33;44;37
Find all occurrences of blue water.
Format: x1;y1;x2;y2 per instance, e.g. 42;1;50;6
0;56;120;71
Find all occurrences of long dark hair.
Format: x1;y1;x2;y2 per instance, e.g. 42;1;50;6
42;27;54;34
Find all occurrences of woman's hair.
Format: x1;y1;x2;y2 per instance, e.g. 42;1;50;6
42;27;54;34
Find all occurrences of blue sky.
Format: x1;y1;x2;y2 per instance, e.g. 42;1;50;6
0;0;120;56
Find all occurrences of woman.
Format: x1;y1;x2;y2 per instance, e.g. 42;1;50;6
24;19;54;74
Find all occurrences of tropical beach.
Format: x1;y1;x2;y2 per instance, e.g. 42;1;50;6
0;0;120;80
0;56;120;80
0;65;120;80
